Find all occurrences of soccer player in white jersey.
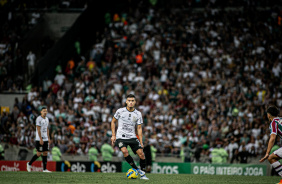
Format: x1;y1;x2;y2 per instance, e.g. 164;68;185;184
260;106;282;183
111;94;149;180
27;106;51;172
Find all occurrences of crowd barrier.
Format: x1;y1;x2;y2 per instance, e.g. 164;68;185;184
122;162;267;176
56;161;121;173
0;161;56;172
0;161;267;176
0;161;121;173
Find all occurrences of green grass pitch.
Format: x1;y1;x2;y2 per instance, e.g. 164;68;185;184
0;172;281;184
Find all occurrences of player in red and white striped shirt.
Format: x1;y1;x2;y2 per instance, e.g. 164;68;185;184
260;106;282;183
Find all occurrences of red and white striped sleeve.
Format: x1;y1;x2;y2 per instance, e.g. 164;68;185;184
270;119;278;135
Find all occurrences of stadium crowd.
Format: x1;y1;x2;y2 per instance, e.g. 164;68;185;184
0;0;87;92
1;1;282;164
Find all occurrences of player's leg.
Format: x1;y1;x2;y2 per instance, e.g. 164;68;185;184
132;139;149;180
42;141;51;172
116;139;138;170
42;151;48;171
132;138;146;172
268;148;282;177
136;149;146;171
27;141;42;172
135;149;149;180
121;147;139;170
29;151;42;165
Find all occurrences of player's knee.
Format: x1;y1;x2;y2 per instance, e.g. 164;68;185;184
36;152;41;157
43;152;48;156
268;155;276;163
138;152;145;159
122;150;129;157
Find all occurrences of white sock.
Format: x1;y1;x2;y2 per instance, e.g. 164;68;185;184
272;161;282;177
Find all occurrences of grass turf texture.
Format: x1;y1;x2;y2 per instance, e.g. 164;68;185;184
0;172;280;184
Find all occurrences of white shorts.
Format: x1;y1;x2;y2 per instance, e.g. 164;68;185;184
273;148;282;158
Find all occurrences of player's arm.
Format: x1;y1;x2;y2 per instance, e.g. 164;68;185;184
47;127;50;143
111;117;117;145
37;125;43;145
137;124;143;148
260;134;276;162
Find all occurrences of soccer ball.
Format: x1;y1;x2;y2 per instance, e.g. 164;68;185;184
126;168;138;179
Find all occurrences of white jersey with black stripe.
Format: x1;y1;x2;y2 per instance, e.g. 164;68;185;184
35;116;49;141
113;107;143;139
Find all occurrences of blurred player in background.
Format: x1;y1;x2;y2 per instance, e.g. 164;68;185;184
27;107;51;172
260;106;281;183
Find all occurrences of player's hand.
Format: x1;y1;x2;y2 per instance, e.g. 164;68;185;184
40;139;44;145
140;142;144;148
259;153;269;162
111;135;116;146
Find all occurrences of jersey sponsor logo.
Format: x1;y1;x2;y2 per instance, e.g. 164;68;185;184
42;127;47;133
125;134;131;138
122;124;134;133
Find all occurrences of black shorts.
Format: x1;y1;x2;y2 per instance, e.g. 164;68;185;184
35;141;49;152
115;138;142;154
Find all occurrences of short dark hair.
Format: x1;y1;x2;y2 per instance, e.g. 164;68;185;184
41;106;47;111
267;106;279;117
126;94;135;99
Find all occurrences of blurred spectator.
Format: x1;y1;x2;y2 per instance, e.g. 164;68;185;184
0;142;4;160
227;138;239;163
52;143;62;161
77;143;88;155
54;69;66;87
150;143;157;163
238;146;249;163
101;141;114;161
88;143;99;161
50;80;60;95
9;132;18;145
43;78;53;96
211;140;228;163
26;51;36;76
30;10;41;25
58;140;68;154
180;142;195;162
66;139;77;155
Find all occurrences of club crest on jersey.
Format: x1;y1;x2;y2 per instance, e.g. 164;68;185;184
119;142;123;147
132;116;137;122
128;114;131;120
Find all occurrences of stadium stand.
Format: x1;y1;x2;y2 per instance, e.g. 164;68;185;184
0;0;282;164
